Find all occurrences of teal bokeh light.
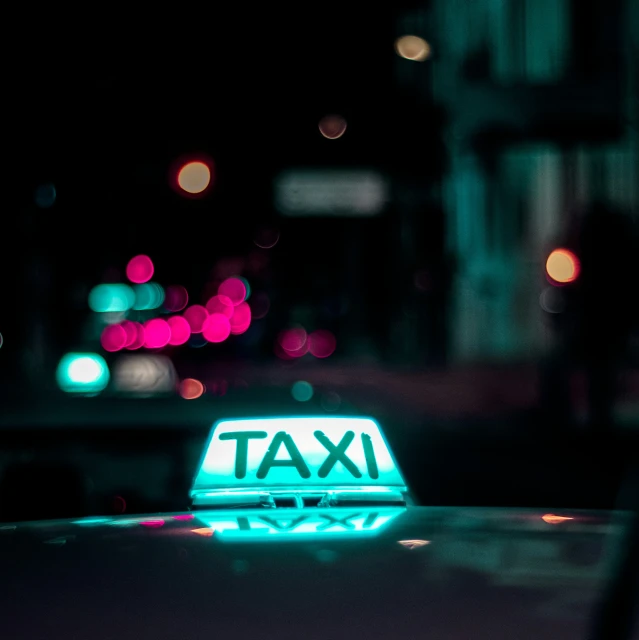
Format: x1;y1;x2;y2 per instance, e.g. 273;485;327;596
292;380;313;402
89;284;135;313
132;282;165;310
56;353;110;394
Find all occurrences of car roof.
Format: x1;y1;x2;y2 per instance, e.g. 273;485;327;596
0;506;627;640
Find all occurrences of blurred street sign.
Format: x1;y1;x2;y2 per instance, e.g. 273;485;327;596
275;170;388;216
112;355;177;395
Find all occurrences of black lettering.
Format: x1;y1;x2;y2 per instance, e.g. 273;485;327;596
316;513;360;531
219;431;268;478
361;434;379;479
314;430;361;478
256;432;311;479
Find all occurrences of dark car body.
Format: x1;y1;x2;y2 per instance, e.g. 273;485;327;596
1;506;634;640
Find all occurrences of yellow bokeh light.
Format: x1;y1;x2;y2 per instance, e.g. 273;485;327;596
395;35;431;61
177;162;211;194
546;249;580;283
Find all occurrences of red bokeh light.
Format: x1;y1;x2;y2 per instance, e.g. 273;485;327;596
308;330;336;358
205;294;234;318
144;318;171;349
183;305;209;333
126;255;154;284
179;378;204;399
167;316;191;345
164;285;189;312
229;301;251;334
101;324;127;352
218;277;246;305
203;313;231;343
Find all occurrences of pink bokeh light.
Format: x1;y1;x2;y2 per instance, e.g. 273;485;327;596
164;285;189;312
126;255;154;284
101;324;127;352
218;277;246;305
167;315;191;345
205;294;234;318
203;313;231;343
229;301;251;335
139;519;164;528
278;327;307;353
183;305;209;333
173;514;195;521
125;322;145;350
144;318;171;349
121;321;139;348
308;330;336;358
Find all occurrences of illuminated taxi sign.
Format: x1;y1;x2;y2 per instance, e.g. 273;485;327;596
191;417;406;501
195;507;405;541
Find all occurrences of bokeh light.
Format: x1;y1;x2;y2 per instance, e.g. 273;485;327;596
203;313;231;343
164;285;189;312
308;330;336;358
126;255;154;284
143;318;171;349
177;161;211;194
253;227;280;249
205;294;234;318
218;277;247;305
132;283;165;310
167;316;191;345
546;248;580;284
539;287;566;314
229;301;251;335
89;284;135;313
125;322;145;350
278;327;307;357
183;305;209;333
319;115;347;139
250;292;270;319
179;378;204;399
101;324;127;352
395;35;431;61
34;183;56;208
321;391;341;412
291;381;314;402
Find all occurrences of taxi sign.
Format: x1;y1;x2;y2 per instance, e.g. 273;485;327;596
194;507;405;542
191;417;407;504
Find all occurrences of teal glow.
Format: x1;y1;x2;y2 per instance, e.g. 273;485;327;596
132;282;165;310
238;276;251;301
191;417;407;500
72;517;112;526
89;283;135;313
291;381;313;401
56;353;110;393
195;507;405;541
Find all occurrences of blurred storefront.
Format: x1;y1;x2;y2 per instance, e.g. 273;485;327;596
398;0;638;363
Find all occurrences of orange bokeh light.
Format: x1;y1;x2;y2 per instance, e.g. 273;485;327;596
546;248;580;284
542;514;574;524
